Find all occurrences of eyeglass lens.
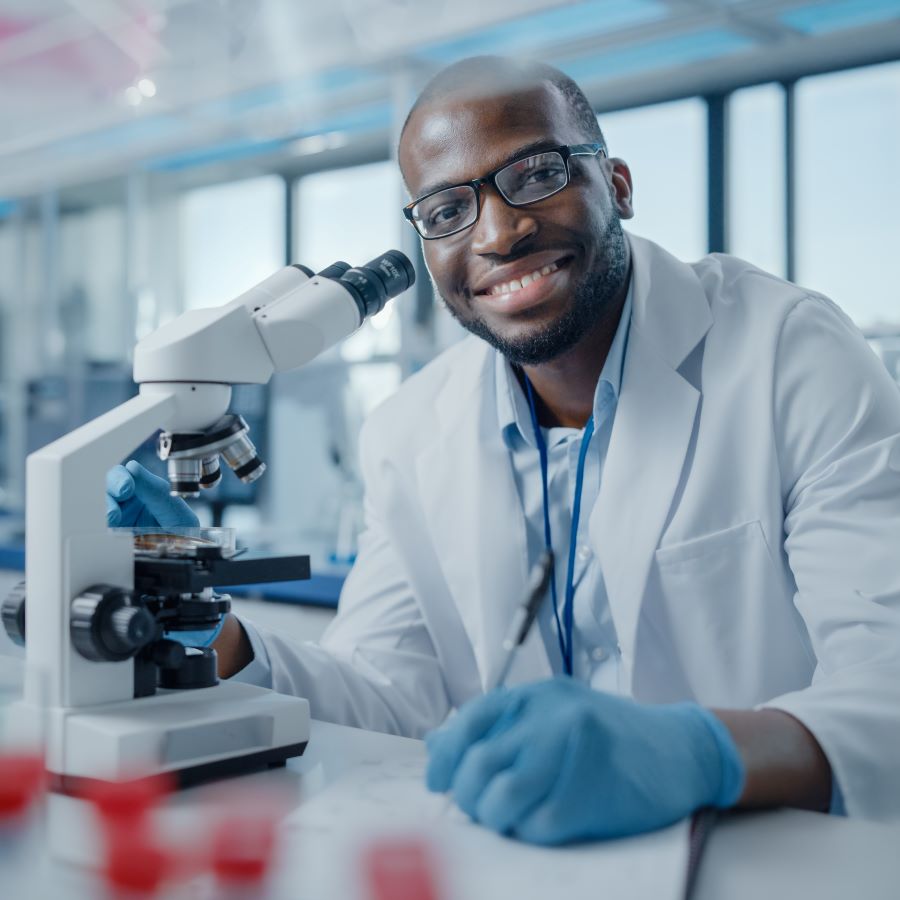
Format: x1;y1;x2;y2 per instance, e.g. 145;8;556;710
412;150;568;238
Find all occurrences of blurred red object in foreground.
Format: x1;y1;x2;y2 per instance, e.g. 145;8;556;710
210;814;278;887
103;829;171;897
83;772;175;831
0;753;45;820
83;773;176;897
363;837;443;900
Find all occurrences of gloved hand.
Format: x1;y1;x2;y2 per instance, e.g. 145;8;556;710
106;460;200;528
425;677;745;845
165;616;227;649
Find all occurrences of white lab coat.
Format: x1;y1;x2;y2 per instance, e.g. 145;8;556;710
249;234;900;820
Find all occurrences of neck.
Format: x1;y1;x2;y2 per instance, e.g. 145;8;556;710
520;279;629;429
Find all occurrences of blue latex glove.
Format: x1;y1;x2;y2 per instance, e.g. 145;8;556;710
165;616;227;649
425;677;745;845
106;460;199;528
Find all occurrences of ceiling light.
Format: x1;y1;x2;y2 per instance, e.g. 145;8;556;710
289;132;348;156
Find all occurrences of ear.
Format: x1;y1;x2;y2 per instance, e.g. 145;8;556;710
607;158;634;220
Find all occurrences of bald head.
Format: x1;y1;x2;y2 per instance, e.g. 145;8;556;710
400;56;605;155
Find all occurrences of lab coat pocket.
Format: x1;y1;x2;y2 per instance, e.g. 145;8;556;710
652;520;812;707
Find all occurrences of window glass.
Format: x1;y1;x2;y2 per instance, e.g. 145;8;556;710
0;222;12;379
295;161;403;360
728;83;786;277
59;204;126;361
795;61;900;329
180;176;284;312
598;98;707;262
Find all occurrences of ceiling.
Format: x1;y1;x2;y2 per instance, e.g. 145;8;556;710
1;0;899;200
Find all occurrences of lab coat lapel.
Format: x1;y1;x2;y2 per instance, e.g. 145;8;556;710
592;235;710;685
415;340;552;689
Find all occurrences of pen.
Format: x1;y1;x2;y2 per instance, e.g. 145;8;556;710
437;550;554;817
486;549;554;693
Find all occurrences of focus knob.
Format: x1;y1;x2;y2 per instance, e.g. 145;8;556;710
1;580;26;646
71;585;156;662
108;606;156;655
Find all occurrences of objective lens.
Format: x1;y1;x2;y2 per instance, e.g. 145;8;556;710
339;250;416;319
199;455;221;489
221;432;266;484
167;458;201;497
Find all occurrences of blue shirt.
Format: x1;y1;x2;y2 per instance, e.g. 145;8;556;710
494;281;633;691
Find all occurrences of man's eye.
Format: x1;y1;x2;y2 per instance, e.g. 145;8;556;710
426;204;463;226
524;165;564;185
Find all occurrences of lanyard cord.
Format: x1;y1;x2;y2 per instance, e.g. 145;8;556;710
523;375;594;676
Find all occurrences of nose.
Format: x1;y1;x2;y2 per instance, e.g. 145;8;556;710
469;186;537;257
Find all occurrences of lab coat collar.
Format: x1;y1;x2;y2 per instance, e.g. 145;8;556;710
415;233;713;693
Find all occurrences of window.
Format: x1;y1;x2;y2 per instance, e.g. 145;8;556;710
598;98;707;261
180;176;285;312
59;204;127;361
795;61;900;328
728;83;786;277
295;161;404;363
0;221;13;380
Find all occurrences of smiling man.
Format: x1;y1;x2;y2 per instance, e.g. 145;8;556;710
109;56;900;844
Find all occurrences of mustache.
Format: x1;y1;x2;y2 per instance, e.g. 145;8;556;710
474;244;567;267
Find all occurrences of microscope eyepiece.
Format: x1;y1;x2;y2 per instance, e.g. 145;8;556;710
317;261;352;280
336;249;416;320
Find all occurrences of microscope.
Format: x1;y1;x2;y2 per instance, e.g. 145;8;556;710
2;250;415;791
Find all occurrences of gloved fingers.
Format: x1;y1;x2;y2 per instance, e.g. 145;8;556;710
107;493;146;528
474;732;564;834
425;689;514;794
106;492;124;527
106;465;135;501
450;716;529;819
513;725;600;846
165;616;226;648
125;459;199;528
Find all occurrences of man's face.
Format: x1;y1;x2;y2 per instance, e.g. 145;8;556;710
399;83;634;365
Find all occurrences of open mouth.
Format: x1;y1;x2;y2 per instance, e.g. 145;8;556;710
475;255;572;298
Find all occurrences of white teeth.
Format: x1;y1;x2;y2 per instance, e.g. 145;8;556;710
487;261;561;296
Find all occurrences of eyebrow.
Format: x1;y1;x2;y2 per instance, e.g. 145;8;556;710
414;138;562;200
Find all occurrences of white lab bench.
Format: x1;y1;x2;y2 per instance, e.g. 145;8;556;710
0;717;897;899
2;566;900;898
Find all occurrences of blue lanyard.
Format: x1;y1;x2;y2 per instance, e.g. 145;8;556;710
523;375;594;677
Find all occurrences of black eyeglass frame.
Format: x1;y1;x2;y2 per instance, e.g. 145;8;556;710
402;142;607;240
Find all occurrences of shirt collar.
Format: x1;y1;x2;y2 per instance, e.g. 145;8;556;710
495;275;634;448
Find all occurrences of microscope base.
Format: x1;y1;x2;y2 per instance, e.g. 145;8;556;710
33;680;311;787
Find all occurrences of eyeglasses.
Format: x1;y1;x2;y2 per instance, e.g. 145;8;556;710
403;143;606;240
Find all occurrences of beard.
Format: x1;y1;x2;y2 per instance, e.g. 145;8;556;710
440;210;630;366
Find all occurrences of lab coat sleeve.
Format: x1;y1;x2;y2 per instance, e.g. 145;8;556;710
762;295;900;819
228;420;453;739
